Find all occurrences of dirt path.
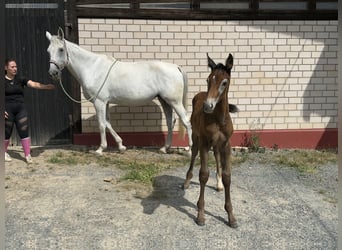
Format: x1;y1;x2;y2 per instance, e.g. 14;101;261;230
5;146;338;249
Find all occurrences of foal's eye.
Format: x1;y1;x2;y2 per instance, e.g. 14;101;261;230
59;48;64;53
221;79;228;87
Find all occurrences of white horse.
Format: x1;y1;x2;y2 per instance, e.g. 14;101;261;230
46;28;192;155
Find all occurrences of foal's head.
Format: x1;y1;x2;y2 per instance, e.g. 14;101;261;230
203;54;233;114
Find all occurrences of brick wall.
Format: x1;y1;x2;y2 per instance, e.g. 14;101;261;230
77;19;337;135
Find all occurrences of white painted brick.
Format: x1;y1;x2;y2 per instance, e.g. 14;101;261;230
84;24;99;31
78;19;337;134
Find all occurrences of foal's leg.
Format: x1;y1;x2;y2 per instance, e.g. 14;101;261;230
196;142;210;226
158;97;174;154
213;146;224;192
183;134;198;189
221;143;237;228
105;104;126;153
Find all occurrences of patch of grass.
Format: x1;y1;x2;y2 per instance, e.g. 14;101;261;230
275;150;337;173
232;152;249;166
47;151;81;165
46;149;189;185
118;154;189;185
121;162;161;184
45;148;336;186
323;196;338;204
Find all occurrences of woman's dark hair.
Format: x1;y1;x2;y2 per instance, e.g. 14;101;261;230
5;58;16;74
5;58;16;66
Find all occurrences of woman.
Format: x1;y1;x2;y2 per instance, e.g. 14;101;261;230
5;58;55;164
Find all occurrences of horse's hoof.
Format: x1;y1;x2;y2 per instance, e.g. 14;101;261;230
195;218;205;226
159;147;167;154
93;150;103;156
118;146;126;153
182;183;189;190
217;187;224;192
229;221;238;228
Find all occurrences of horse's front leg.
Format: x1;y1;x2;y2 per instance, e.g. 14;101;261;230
196;141;210;226
213;147;224;192
221;142;237;228
94;101;108;155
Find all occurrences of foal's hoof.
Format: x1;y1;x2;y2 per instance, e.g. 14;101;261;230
228;221;238;228
195;218;205;226
182;182;190;190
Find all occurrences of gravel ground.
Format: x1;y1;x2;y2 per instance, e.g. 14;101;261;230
5;146;338;249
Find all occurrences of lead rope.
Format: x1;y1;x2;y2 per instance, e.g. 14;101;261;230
58;59;118;104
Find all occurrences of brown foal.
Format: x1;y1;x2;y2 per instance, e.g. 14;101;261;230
183;53;237;228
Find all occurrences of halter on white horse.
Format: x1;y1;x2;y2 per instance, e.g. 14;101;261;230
46;28;192;155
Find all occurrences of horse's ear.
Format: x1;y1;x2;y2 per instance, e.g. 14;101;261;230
46;31;52;41
207;53;216;71
57;27;64;40
226;53;233;71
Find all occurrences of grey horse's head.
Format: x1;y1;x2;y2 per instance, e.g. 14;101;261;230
46;28;68;80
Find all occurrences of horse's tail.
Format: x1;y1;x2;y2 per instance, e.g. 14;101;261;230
178;67;188;140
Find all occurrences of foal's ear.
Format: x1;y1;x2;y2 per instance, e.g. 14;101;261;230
57;27;64;40
226;53;234;71
207;53;216;71
46;31;52;41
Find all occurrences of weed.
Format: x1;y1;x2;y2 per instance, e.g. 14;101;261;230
275;150;337;173
121;162;160;184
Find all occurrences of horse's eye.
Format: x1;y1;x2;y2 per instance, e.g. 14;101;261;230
221;79;228;87
59;48;64;53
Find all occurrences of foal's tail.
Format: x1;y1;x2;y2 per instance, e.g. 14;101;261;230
178;67;188;140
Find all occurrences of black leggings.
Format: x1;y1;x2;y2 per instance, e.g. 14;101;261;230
5;102;29;140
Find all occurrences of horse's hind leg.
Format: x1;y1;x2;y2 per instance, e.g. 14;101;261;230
183;134;198;189
171;103;193;148
158;97;174;154
105;104;126;153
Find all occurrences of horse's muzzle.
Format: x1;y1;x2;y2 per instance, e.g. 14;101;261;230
203;101;215;114
48;65;61;80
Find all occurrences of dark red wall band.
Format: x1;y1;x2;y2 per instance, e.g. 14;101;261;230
73;128;337;149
